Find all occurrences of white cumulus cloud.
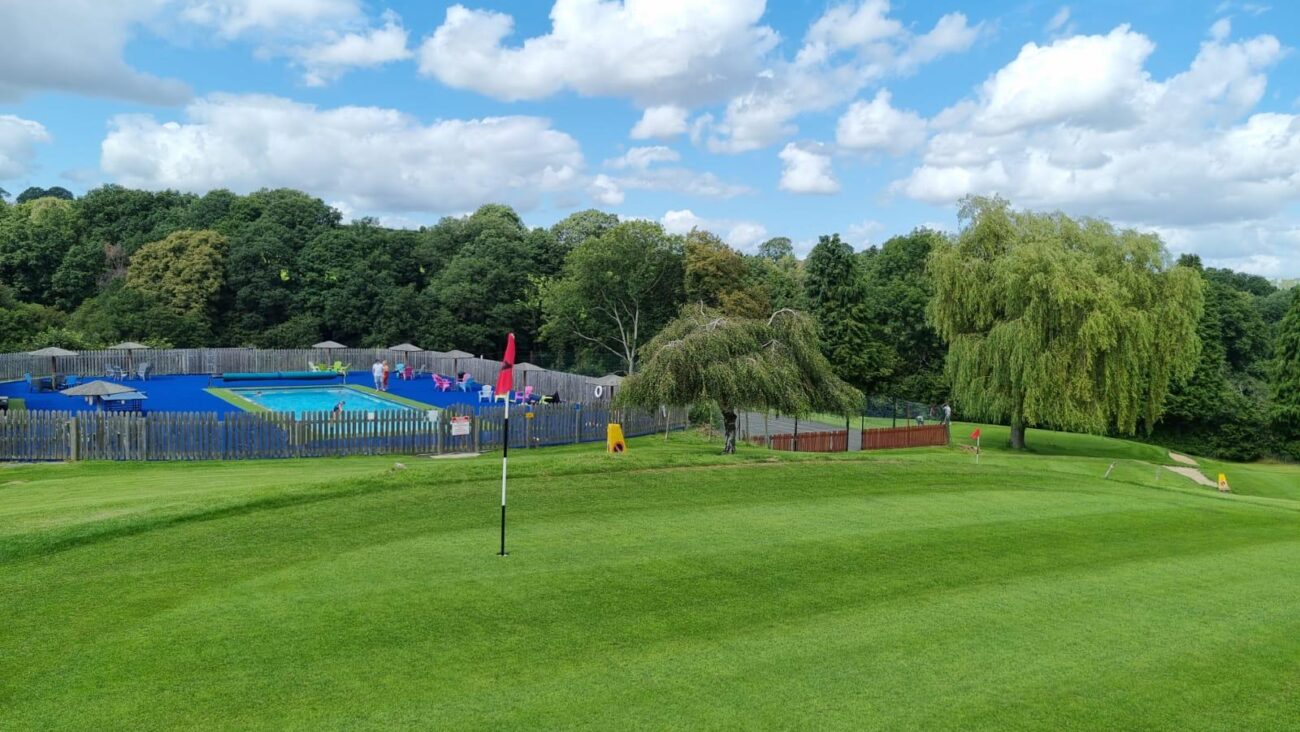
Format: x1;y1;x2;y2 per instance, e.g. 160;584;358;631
0;116;53;180
660;209;768;251
778;143;840;194
417;0;777;106
836;89;927;154
597;146;750;201
0;0;190;104
294;11;412;86
630;105;690;139
893;25;1300;270
704;2;984;153
100;94;586;215
179;0;362;38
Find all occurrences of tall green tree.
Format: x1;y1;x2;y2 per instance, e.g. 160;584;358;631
1273;288;1300;457
683;229;768;317
127;230;229;323
757;236;793;260
804;234;891;393
550;209;619;251
861;229;948;403
619;306;861;453
0;197;83;305
419;205;550;357
928;197;1204;449
541;220;684;374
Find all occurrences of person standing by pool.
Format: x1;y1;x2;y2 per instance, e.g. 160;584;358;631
331;400;345;420
381;360;391;391
371;359;383;390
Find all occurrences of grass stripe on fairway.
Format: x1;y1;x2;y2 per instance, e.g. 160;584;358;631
2;431;1299;729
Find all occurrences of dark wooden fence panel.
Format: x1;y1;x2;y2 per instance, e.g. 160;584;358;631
765;430;848;452
862;424;949;450
0;411;71;460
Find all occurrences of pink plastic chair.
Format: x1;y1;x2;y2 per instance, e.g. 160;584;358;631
515;385;533;404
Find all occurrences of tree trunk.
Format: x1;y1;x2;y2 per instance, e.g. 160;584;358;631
721;407;738;454
1009;413;1026;450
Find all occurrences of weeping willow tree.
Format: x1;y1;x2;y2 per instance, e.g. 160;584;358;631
928;196;1204;449
618;306;862;453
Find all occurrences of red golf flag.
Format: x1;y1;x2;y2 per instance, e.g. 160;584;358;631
970;428;982;440
495;333;516;398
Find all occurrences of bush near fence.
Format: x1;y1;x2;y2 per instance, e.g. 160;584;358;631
0;404;688;462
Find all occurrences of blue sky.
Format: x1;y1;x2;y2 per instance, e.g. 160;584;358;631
2;0;1299;275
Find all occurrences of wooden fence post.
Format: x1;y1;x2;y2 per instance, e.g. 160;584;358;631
69;416;79;462
472;414;480;453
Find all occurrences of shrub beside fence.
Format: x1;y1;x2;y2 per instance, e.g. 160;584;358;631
0;404;687;462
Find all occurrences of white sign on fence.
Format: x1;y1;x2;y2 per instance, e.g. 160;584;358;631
450;416;471;436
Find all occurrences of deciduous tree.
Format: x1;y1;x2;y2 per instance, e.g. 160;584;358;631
619;307;861;453
804;234;891;393
127;230;229;323
542;220;684;374
927;196;1204;449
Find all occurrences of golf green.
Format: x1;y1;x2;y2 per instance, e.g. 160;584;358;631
2;430;1298;729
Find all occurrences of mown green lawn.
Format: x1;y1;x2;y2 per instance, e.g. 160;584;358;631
2;429;1299;730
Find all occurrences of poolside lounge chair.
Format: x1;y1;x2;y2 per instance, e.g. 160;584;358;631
432;374;453;392
64;375;80;387
515;385;534;404
395;362;405;378
478;385;494;403
137;363;152;381
307;360;319;372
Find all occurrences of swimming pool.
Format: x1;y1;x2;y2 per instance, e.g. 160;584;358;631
229;386;415;417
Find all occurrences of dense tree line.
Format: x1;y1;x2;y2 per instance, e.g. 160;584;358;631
0;184;1295;459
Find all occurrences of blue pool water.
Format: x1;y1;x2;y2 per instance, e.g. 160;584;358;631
230;387;415;416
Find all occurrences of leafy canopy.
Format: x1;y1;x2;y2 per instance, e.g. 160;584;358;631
619;306;862;416
928;196;1204;439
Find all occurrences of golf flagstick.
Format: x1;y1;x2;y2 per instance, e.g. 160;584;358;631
495;333;516;556
500;397;509;556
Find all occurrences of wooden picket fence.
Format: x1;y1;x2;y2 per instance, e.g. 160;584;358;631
765;430;849;453
0;404;688;462
862;424;950;450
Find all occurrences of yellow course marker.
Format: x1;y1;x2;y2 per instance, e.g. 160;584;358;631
607;423;627;453
1218;473;1230;493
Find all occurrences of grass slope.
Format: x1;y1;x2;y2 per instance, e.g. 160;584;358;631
2;430;1300;730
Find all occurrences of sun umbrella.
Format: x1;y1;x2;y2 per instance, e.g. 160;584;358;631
312;340;347;349
28;347;77;386
108;341;150;371
388;343;423;352
60;380;136;397
443;349;474;376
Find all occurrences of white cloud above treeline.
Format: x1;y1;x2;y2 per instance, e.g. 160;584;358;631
101;94;585;214
0;116;52;180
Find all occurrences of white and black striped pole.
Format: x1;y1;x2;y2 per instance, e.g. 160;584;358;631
495;332;516;556
499;396;509;556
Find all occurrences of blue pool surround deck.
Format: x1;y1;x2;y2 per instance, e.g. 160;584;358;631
0;372;497;415
225;386;423;416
